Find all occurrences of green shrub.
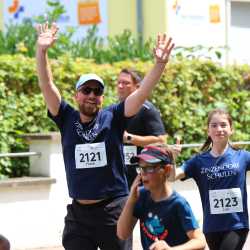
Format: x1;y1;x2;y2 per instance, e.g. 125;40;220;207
0;54;250;178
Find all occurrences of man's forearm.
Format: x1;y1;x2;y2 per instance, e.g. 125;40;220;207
36;47;61;115
35;23;61;115
36;48;53;89
138;62;166;101
125;134;166;147
125;62;167;117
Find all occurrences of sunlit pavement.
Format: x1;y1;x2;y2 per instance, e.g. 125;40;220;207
16;227;250;250
18;222;142;250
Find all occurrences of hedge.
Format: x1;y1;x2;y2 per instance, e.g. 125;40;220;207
0;54;250;178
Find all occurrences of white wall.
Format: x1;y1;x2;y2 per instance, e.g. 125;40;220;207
167;0;250;65
227;1;250;64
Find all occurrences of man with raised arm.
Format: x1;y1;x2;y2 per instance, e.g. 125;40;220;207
36;22;174;250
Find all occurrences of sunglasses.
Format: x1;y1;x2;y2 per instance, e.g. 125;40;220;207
136;165;163;174
79;86;103;96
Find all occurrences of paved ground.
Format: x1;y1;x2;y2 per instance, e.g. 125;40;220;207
16;226;250;250
14;223;142;250
21;235;250;250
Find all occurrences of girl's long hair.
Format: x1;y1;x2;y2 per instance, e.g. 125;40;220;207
200;108;233;152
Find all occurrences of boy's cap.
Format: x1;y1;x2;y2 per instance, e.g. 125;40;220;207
130;146;173;165
75;73;104;90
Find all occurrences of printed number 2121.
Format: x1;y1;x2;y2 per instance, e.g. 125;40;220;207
80;152;101;162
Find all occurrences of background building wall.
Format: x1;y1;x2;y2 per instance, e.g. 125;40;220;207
227;0;250;64
0;0;250;64
142;0;168;41
166;0;226;47
107;0;137;37
2;0;109;38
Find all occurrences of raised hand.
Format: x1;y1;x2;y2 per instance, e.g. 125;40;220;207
172;136;182;157
128;174;141;203
36;22;59;51
153;33;175;64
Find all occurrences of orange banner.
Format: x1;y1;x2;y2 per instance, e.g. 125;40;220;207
78;1;101;25
209;4;220;23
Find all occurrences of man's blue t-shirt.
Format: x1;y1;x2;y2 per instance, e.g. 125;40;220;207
181;147;250;233
48;100;129;200
133;189;199;249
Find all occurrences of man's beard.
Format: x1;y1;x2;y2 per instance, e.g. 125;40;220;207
78;103;100;118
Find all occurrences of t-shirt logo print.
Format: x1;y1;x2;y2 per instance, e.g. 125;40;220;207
75;121;99;142
200;162;239;180
141;212;168;240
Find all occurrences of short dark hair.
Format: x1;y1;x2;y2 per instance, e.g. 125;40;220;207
120;68;142;84
0;235;10;250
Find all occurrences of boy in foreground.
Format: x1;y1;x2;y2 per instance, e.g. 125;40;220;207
117;145;206;250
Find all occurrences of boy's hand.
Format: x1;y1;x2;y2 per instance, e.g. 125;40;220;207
149;238;171;250
153;33;175;64
128;174;141;203
36;22;59;51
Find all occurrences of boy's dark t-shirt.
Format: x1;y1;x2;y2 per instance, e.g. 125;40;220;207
133;188;199;249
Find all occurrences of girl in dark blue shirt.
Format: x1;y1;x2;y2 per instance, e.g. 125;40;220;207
175;109;250;250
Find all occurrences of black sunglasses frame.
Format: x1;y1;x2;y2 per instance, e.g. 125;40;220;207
79;86;103;96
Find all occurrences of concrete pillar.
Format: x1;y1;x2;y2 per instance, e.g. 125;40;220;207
23;132;64;178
